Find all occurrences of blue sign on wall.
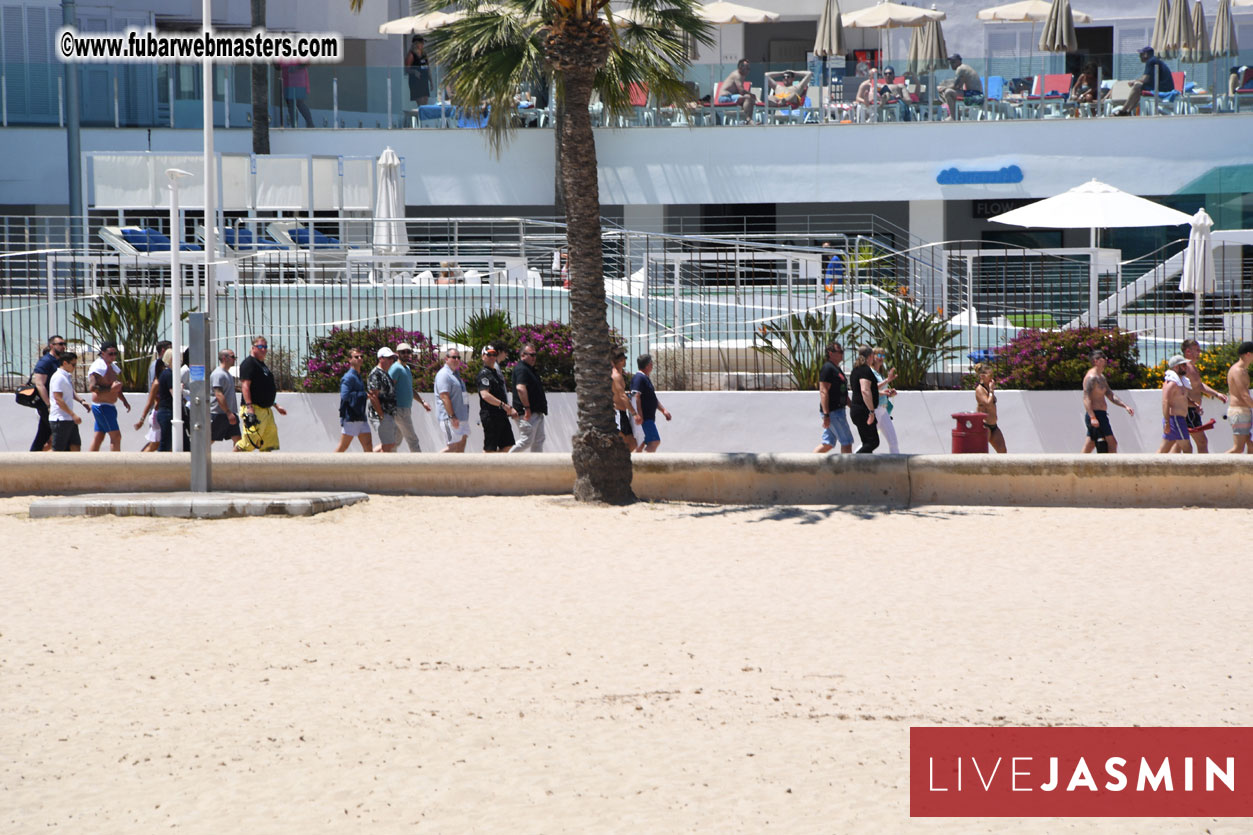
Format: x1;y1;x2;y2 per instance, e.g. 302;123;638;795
936;165;1024;185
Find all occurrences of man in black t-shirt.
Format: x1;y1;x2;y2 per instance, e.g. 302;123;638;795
814;342;853;454
236;335;287;452
477;343;518;452
509;342;548;452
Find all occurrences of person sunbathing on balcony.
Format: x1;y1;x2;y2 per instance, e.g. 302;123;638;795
939;54;982;121
1070;62;1100;108
1115;47;1174;116
765;69;811;108
719;59;758;122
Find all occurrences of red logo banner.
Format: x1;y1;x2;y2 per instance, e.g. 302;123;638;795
911;727;1253;817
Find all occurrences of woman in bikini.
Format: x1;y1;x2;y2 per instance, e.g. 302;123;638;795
974;363;1006;453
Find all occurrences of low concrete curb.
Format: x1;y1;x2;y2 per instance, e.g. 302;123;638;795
2;452;1251;507
29;491;369;519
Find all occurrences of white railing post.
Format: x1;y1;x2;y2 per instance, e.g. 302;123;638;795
2;71;7;127
58;76;64;127
168;70;175;127
333;77;339;128
386;76;393;129
113;74;119;127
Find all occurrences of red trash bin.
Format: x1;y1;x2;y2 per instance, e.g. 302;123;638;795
951;412;989;453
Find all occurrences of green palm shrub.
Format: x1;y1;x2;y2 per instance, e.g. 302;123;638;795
856;297;961;389
70;286;185;391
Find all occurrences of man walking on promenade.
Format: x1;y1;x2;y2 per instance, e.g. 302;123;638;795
510;343;548;452
29;334;67;451
1158;355;1192;453
631;353;671;453
477;343;517;452
611;351;640;450
1226;341;1253;454
1178;338;1228;453
368;347;401;452
1081;350;1135;453
435;347;470;453
86;341;131;451
236;336;286;452
391;342;431;452
209;349;241;449
814;342;853;454
49;351;89;451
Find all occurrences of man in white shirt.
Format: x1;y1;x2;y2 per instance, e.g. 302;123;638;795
50;351;90;451
87;340;131;451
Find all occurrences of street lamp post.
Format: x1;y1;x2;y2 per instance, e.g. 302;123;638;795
166;167;193;454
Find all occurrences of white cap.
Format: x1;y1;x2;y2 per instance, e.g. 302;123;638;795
377;347;396;359
396;342;413;352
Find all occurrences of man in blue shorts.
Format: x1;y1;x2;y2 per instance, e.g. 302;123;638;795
630;353;671;453
815;342;853;454
1158;355;1192;453
87;340;131;451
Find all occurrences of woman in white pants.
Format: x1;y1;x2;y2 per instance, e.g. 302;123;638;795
870;347;900;453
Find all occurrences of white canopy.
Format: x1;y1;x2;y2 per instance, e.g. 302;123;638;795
698;1;779;24
989;179;1194;229
976;0;1092;24
842;1;944;28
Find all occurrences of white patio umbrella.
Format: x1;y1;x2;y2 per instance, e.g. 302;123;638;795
978;0;1092;79
1154;0;1196;60
813;0;846;123
989;179;1193;245
1186;0;1211;64
1179;208;1215;334
907;17;948;119
1150;0;1171;56
1038;0;1078;54
1211;0;1238;58
379;10;464;35
842;1;945;71
373;148;409;284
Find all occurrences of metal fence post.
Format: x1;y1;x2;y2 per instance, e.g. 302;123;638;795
58;77;64;127
168;70;175;127
386;76;393;129
333;77;339;128
113;74;119;127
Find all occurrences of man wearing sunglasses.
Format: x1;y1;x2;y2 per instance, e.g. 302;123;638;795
509;343;548;452
28;334;70;451
87;340;131;452
477;343;517;452
389;342;431;453
236;335;287;452
435;348;471;453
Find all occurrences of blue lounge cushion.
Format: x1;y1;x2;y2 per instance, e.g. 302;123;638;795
290;227;341;249
120;227;200;252
224;227;282;250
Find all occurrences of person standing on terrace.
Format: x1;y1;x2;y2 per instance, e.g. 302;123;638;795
719;59;757;123
405;36;431;107
939;54;981;122
1081;350;1134;453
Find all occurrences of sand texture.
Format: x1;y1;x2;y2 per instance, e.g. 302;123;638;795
1;496;1249;834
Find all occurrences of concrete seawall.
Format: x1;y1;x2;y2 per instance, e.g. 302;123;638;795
2;452;1250;507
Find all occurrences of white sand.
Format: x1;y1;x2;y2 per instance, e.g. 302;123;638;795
1;496;1248;834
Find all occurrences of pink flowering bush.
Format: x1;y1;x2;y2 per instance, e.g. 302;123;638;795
455;320;625;392
987;327;1145;390
303;326;440;393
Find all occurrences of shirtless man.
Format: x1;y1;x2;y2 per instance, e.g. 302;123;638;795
1178;338;1228;453
719;58;757;123
1225;341;1253;454
611;351;639;450
1158;355;1192;453
1081;350;1135;453
87;340;131;451
765;69;812;107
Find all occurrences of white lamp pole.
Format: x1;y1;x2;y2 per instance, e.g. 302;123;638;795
203;0;217;322
166;167;193;453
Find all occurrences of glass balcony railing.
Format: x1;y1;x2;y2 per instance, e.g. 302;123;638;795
1;51;1251;130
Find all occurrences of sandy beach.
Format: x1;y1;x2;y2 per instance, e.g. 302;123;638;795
1;495;1248;833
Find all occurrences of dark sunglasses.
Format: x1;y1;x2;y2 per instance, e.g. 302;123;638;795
485;351;498;357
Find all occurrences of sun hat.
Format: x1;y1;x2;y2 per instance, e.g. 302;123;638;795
377;347;397;358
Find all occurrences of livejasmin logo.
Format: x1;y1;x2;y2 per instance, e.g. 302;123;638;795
910;727;1253;817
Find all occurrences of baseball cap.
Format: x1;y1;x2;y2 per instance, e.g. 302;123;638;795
396;342;413;352
1167;354;1187;368
948;53;962;63
1139;46;1154;56
377;347;396;358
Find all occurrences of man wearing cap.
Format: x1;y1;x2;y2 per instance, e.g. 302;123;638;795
86;340;131;452
1159;355;1192;453
939;54;982;121
1116;47;1175;116
367;347;401;452
477;343;517;452
1081;350;1135;453
390;342;431;453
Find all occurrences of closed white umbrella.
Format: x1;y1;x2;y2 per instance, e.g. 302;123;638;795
1186;1;1211;63
1150;0;1171;56
908;17;948;120
1179;208;1215;334
1211;0;1238;58
1038;0;1078;54
813;0;846;124
1155;0;1195;60
373;147;408;260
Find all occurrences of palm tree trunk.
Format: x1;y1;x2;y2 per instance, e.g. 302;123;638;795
560;65;633;504
553;97;566;215
250;0;270;155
